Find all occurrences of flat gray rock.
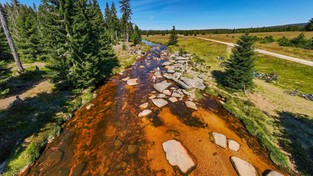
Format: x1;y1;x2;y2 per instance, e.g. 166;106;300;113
162;61;172;66
154;71;163;78
185;101;197;110
169;97;178;103
138;109;152;117
228;139;240;152
172;92;183;98
127;78;138;86
163;90;172;96
167;66;175;73
230;156;258;176
149;95;156;99
180;77;205;90
154;81;172;93
151;99;168;108
162;140;196;174
212;132;226;148
175;56;190;60
139;102;149;109
163;73;174;80
157;94;167;99
266;171;284;176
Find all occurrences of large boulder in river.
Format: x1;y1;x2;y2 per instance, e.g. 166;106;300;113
151;99;168;108
162;140;196;174
230;156;258;176
180;77;205;90
154;81;172;93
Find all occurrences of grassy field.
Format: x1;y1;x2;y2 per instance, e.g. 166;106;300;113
144;34;313;174
200;31;313;62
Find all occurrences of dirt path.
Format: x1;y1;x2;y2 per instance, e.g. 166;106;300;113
0;81;53;110
196;36;313;67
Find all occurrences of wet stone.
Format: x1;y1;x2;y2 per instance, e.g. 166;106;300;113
138;109;152;117
185;101;197;110
139;103;149;109
228;139;240;152
149;95;156;99
86;103;95;110
151;99;168;108
163;90;172;96
157;94;167;99
127;79;138;86
172;92;183;98
212;132;226;148
230;156;258;176
154;81;172;93
122;77;130;81
266;171;284;176
169;97;178;103
162;140;196;174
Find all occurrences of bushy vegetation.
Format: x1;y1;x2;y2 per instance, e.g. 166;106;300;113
277;33;313;50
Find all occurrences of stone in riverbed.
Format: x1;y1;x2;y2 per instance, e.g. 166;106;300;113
151;99;168;108
163;89;172;96
180;77;205;90
167;66;175;73
162;140;196;174
122;77;130;81
86;103;95;110
172;92;183;98
228;139;240;152
169;97;178;103
138;109;152;117
230;156;258;176
162;61;172;66
139;103;149;109
185;101;197;110
154;81;172;93
157;94;167;99
127;79;138;86
212;132;226;148
266;171;284;176
149;95;156;99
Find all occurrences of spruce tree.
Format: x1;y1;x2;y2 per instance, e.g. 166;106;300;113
119;0;132;46
305;18;313;31
131;25;141;45
223;33;255;91
15;5;40;61
110;2;119;41
0;26;10;60
168;25;178;45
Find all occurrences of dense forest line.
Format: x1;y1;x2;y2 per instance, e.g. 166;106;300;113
143;19;313;36
0;0;142;90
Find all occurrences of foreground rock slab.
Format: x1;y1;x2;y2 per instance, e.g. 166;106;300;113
185;101;197;110
127;79;138;86
230;156;258;176
151;99;168;108
162;140;196;174
212;132;227;148
138;109;152;117
228;139;240;152
154;81;172;93
266;171;284;176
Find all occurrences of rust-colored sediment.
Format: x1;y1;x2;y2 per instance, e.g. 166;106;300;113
22;46;284;176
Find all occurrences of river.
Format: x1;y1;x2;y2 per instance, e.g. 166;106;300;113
22;42;282;175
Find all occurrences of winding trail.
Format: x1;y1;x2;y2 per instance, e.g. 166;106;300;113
196;36;313;67
22;45;283;176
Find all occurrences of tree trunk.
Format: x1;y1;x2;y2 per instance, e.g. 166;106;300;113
0;5;24;72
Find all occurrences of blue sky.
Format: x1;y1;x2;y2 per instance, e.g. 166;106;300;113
1;0;312;30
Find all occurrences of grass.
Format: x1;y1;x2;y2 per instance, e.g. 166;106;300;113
255;54;313;93
145;34;312;174
201;31;313;62
0;42;149;175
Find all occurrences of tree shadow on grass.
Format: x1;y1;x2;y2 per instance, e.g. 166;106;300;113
0;89;73;167
211;70;226;87
3;70;47;98
276;111;313;175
